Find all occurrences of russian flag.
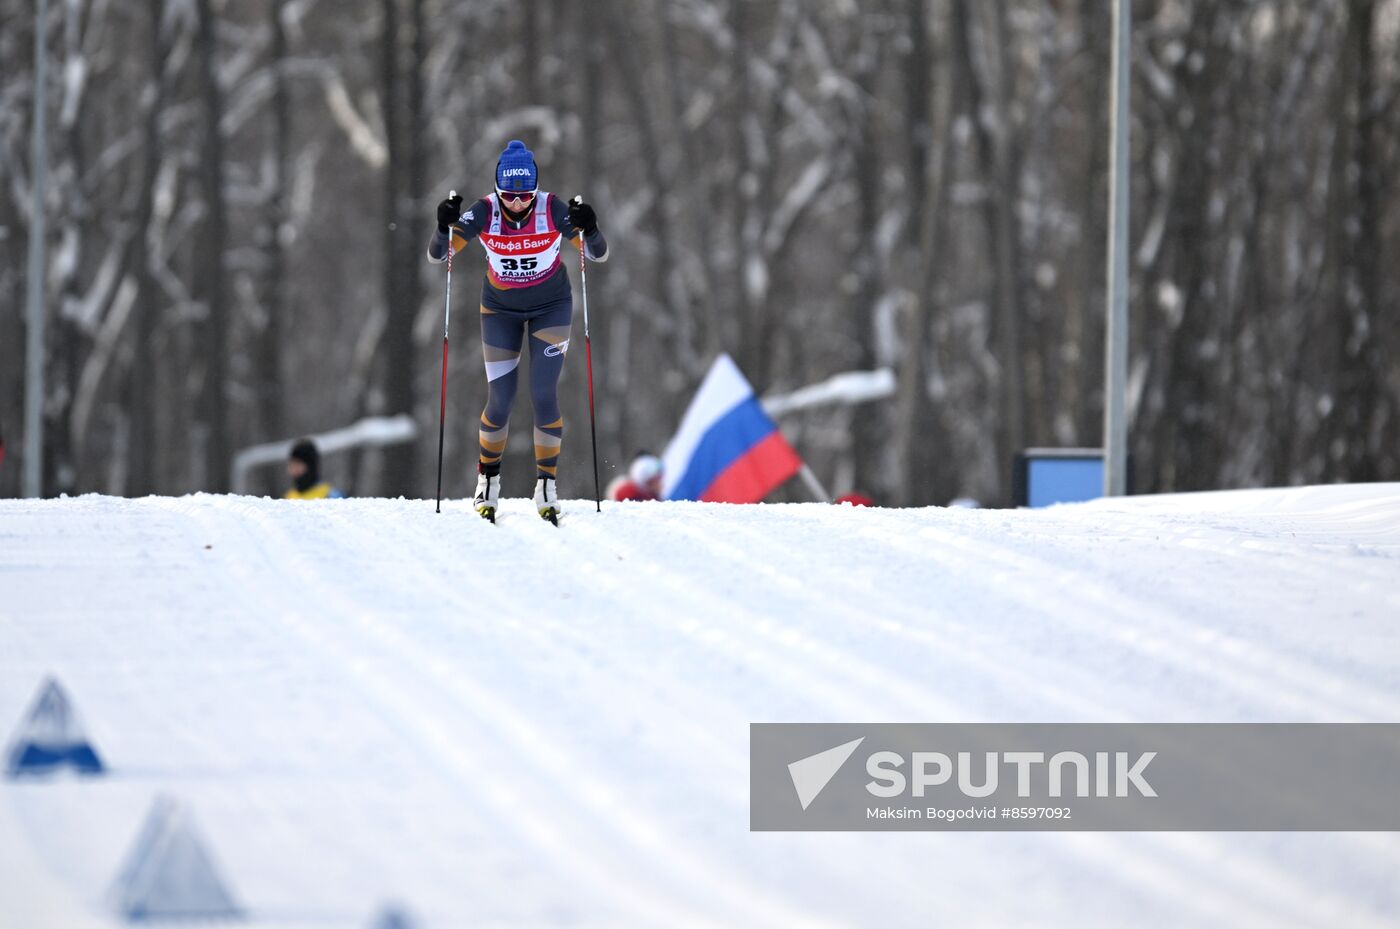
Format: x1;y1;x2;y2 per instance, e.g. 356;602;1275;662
662;354;804;502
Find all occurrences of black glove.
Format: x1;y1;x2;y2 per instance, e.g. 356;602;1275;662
436;194;463;233
568;198;597;235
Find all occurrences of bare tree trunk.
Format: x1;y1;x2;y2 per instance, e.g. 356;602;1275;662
1071;0;1109;448
1153;0;1225;492
127;0;171;497
1324;0;1387;481
49;0;86;496
894;0;954;507
848;14;885;500
378;0;424;495
253;0;291;449
598;3;677;457
194;0;231;492
659;2;719;382
952;0;1024;503
730;0;763;381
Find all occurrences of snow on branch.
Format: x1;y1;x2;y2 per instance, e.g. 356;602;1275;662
762;155;832;254
763;368;897;418
320;73;386;169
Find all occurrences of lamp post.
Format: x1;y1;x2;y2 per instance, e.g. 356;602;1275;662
1104;0;1131;497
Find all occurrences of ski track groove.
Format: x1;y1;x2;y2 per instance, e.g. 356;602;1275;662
643;509;1400;928
527;508;1400;928
1069;504;1400;611
316;503;1199;922
364;507;754;773
566;515;1300;924
904;518;1400;926
663;512;1128;719
158;497;574;924
192;496;836;929
305;501;755;746
177;498;713;928
905;521;1400;723
566;513;966;721
322;501;972;927
367;506;913;911
305;499;759;810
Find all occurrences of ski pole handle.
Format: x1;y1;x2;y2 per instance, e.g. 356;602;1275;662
572;195;589;338
444;189;456;337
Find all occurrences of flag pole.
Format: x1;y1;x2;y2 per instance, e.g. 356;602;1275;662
798;463;831;502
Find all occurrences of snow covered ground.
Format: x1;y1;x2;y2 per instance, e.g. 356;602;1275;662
2;484;1399;928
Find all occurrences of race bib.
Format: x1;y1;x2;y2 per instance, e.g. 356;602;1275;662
477;192;563;288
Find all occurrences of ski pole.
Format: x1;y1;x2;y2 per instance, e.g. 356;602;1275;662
435;189;456;514
573;195;602;513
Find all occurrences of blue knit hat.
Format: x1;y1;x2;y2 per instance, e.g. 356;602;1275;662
495;140;538;192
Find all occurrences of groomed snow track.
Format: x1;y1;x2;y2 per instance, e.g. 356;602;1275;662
2;485;1399;928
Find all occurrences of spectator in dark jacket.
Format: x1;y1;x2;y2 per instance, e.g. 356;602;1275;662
283;439;344;500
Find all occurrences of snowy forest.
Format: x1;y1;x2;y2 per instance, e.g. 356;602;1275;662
2;0;1397;507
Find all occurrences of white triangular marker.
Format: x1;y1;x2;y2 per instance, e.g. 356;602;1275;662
111;796;242;920
788;737;865;811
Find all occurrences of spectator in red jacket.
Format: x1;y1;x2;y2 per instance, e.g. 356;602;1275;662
608;452;664;502
835;492;875;507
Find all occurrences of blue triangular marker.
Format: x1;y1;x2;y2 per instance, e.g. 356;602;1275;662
5;677;105;776
369;902;419;929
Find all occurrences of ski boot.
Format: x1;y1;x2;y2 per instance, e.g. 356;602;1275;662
534;476;560;526
474;470;500;523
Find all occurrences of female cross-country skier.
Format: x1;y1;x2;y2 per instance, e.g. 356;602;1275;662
428;140;608;523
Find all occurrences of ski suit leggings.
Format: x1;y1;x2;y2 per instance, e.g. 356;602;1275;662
478;297;572;479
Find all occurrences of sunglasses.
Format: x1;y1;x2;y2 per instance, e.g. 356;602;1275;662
496;188;537;206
